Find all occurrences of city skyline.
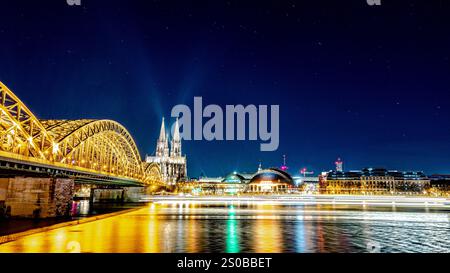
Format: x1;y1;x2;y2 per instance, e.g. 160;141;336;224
1;1;449;176
0;0;449;258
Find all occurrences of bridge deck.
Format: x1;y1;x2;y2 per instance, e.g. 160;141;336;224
0;155;144;187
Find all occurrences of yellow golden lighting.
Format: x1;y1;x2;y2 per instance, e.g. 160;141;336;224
0;81;163;186
52;142;59;154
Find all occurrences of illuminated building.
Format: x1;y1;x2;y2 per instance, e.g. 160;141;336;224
178;172;250;195
178;165;297;195
218;172;252;194
247;168;294;193
197;177;223;183
318;172;328;194
428;174;450;196
320;168;430;194
146;118;187;185
293;175;319;193
360;168;395;193
389;170;430;193
321;170;362;194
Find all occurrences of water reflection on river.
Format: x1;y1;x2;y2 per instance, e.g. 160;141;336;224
71;200;90;216
0;202;449;253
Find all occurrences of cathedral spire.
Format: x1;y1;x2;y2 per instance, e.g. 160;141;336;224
171;117;182;157
173;117;180;141
156;117;169;157
159;117;166;141
148;117;187;185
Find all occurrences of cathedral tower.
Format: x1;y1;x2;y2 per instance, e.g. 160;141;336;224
156;117;169;157
147;117;187;185
171;118;182;157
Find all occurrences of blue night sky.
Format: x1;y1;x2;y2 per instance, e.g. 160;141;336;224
0;0;449;176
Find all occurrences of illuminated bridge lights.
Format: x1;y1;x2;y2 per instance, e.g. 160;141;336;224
0;81;163;186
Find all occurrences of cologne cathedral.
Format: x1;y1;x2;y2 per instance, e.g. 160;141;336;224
146;118;187;185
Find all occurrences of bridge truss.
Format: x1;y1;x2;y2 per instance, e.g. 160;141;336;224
0;81;162;186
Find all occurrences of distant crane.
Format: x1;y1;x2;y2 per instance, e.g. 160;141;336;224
281;155;288;171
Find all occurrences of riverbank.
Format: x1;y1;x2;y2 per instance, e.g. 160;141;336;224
0;206;144;245
0;202;146;238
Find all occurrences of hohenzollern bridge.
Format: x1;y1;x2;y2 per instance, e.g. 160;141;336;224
0;81;163;188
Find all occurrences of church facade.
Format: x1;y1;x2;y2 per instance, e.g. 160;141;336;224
146;118;187;185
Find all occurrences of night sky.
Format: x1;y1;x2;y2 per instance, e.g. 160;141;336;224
1;0;449;177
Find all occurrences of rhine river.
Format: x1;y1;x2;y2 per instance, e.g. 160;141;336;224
0;202;449;253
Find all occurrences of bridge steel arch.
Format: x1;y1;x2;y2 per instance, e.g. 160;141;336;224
143;162;163;185
0;81;162;186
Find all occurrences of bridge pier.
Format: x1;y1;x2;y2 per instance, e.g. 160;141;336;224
1;176;151;219
123;187;147;202
73;184;147;204
90;187;145;203
0;176;74;219
92;188;124;203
